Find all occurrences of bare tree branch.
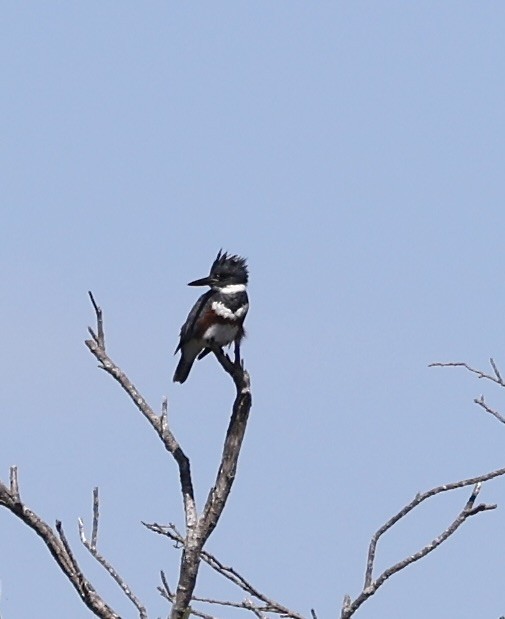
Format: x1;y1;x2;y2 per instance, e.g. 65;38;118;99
429;358;505;387
88;291;105;348
78;488;147;619
430;358;505;425
158;574;218;619
91;486;100;550
341;474;504;619
159;569;268;619
85;293;198;535
199;345;252;545
144;522;305;619
473;395;505;425
85;294;253;619
0;467;120;619
168;346;253;619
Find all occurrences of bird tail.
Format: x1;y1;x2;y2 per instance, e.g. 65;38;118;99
173;357;195;383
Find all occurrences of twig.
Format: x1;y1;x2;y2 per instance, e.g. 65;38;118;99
364;467;505;588
192;596;268;618
490;358;503;383
56;520;82;578
144;522;305;619
473;395;505;425
9;466;20;503
158;574;218;619
88;291;105;348
79;488;147;619
159;572;267;619
429;359;505;387
0;470;120;619
160;570;173;598
341;475;504;619
161;396;169;433
91;486;99;550
430;359;505;425
85;292;197;535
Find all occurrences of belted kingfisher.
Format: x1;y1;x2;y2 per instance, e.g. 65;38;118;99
173;250;249;383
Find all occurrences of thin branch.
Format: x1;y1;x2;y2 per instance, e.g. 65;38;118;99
160;570;174;599
161;396;169;434
56;520;83;578
88;291;105;348
79;488;147;619
473;395;505;425
429;359;505;387
364;467;505;589
9;466;20;502
192;596;267;618
91;486;100;550
144;522;305;619
341;475;504;619
430;358;505;425
159;572;267;619
0;469;120;619
158;573;217;619
490;358;503;383
85;292;197;535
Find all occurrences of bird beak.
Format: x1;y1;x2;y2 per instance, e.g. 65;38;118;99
187;276;213;287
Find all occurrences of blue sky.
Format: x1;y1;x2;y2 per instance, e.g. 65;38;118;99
1;3;505;618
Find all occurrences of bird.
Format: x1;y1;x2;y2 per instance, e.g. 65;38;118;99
173;250;249;383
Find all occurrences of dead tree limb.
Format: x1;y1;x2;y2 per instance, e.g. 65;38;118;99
340;472;505;618
85;293;252;619
473;395;505;425
0;467;120;619
85;292;197;535
78;487;147;619
429;358;505;387
145;522;310;619
430;358;505;424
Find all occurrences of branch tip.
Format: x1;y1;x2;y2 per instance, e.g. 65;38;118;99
87;290;105;348
91;487;100;550
9;466;20;502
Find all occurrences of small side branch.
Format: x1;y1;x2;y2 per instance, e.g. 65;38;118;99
88;291;105;348
85;293;197;535
473;395;505;425
341;472;505;619
145;523;305;619
79;488;147;619
429;358;505;387
430;358;505;425
0;467;120;619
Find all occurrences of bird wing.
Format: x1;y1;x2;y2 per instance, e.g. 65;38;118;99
175;290;213;353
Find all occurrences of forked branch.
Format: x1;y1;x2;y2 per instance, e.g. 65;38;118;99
0;467;120;619
78;487;147;619
85;293;253;619
430;358;505;424
145;522;305;619
340;471;504;618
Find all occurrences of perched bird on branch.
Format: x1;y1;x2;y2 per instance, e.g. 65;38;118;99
173;250;249;383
